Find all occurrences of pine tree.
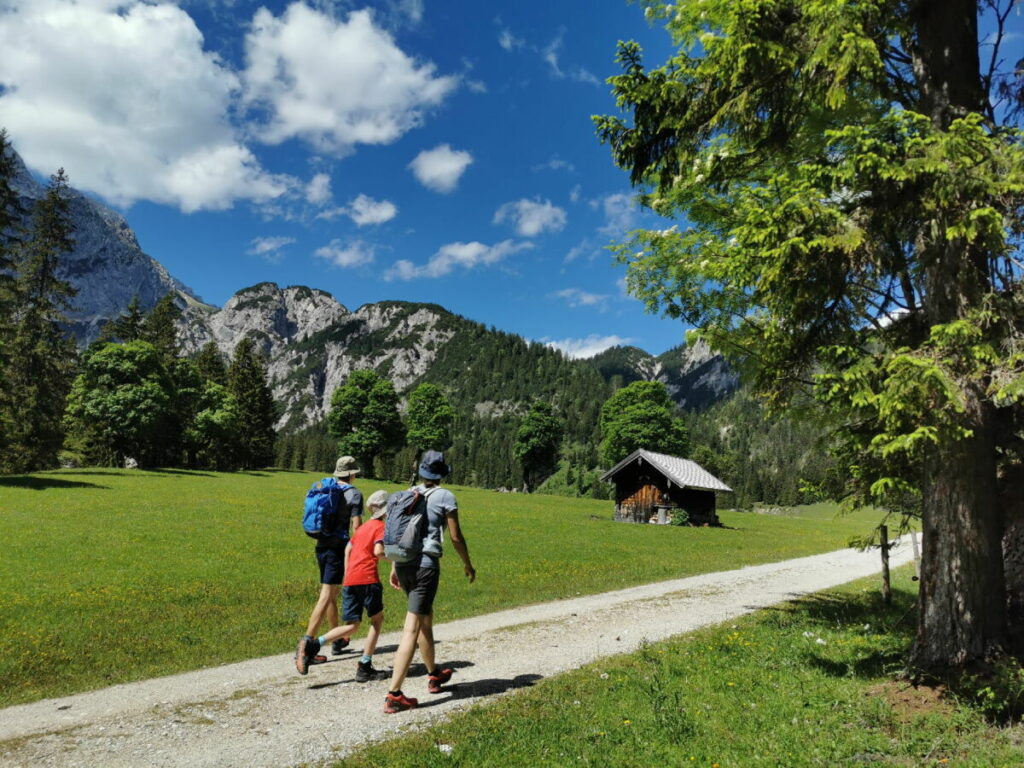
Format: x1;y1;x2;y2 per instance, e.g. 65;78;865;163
194;341;227;386
99;294;144;343
0;130;26;464
141;294;181;361
2;169;77;472
228;336;277;469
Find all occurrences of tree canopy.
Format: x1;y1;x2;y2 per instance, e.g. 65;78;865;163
599;380;689;465
405;382;455;454
596;0;1024;670
514;400;564;491
327;369;405;475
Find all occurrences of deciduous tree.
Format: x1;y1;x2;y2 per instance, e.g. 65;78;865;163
327;370;405;476
514;400;564;491
599;381;689;466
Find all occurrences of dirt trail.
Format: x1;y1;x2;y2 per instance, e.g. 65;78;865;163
0;541;914;767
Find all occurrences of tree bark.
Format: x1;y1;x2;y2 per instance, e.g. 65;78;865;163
905;0;1008;671
912;386;1006;670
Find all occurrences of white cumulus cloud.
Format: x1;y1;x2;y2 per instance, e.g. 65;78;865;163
552;288;609;310
408;144;473;193
593;192;639;235
318;194;398;226
386;239;531;280
315;239;375;268
243;5;457;155
493;198;567;237
0;0;290;212
545;334;632;359
247;235;296;263
305;173;332;205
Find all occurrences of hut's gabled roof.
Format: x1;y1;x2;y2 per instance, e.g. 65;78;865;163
599;449;733;493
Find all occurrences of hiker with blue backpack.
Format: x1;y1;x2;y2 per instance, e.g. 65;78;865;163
295;489;391;682
381;450;476;714
296;456;364;673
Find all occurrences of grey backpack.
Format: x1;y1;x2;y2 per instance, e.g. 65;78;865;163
382;487;437;563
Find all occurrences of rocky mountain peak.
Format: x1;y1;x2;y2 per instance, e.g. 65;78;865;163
5;144;196;345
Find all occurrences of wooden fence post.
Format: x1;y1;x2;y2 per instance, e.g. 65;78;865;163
880;525;891;605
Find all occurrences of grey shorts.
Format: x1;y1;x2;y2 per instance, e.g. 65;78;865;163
395;565;440;616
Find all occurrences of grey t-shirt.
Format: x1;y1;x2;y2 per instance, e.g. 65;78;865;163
415;484;458;568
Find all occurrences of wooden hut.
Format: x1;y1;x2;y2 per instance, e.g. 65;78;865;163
600;449;732;526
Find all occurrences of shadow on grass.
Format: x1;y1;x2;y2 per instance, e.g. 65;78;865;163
143;468;217;477
759;588;917;635
755;587;918;682
0;476;109;490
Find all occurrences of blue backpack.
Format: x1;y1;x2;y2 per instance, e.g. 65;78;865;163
302;478;351;539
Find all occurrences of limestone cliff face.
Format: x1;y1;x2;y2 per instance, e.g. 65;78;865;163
180;287;456;430
7;148;201;344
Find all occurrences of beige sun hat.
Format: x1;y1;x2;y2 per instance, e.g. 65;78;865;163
333;455;361;478
367;489;389;520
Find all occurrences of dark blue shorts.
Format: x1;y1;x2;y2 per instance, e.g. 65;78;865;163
342;583;384;622
395;565;441;616
315;544;346;586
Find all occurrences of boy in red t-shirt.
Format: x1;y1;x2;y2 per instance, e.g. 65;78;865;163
304;490;389;682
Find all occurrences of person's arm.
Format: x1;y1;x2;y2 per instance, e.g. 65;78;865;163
389;561;401;590
343;540;353;576
445;510;475;583
349;513;362;536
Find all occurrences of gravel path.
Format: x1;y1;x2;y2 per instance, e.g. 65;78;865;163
0;541;913;767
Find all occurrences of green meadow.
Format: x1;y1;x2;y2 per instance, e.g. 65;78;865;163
344;568;1023;768
1;468;885;707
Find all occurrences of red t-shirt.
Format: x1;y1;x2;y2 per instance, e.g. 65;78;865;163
343;518;385;586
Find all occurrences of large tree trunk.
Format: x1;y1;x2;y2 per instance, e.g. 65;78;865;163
912;388;1006;669
905;0;1008;671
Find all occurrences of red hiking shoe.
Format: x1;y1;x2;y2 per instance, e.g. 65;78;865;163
427;667;454;694
384;691;418;714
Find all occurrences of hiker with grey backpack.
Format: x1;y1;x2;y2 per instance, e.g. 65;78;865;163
381;450;476;714
296;456;364;673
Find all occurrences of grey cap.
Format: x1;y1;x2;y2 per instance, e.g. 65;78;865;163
333;455;361;478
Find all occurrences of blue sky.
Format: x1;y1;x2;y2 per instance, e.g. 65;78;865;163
0;0;687;358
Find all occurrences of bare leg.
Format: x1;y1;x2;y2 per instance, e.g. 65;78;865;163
388;611;424;692
304;584;340;638
363;612;384;658
326;595;339;631
320;621;360;644
417;613;436;673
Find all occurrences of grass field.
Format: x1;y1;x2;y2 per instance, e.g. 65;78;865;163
1;468;888;707
343;568;1024;768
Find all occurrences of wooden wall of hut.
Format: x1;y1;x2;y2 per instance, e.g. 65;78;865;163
615;481;666;523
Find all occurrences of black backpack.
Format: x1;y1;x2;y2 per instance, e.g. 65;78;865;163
382;488;436;563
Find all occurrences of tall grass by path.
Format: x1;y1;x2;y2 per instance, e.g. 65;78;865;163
342;568;1024;768
2;468;885;707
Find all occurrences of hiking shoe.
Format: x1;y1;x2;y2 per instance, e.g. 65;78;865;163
331;637;350;655
427;667;454;694
384;691;418;713
295;636;321;676
355;661;389;683
310;654;328;665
